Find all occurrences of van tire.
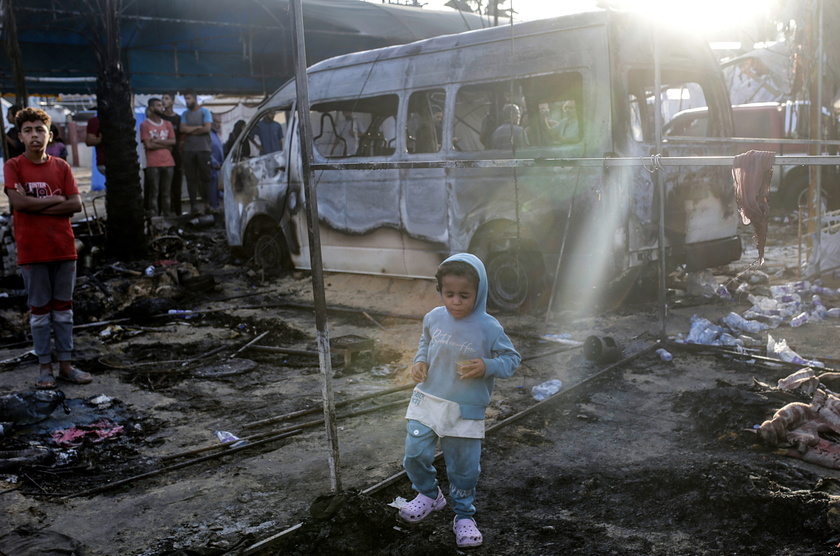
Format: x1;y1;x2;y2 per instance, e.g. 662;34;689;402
782;173;828;215
252;234;285;276
485;250;546;312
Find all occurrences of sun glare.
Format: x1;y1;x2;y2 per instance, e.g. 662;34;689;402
605;0;774;34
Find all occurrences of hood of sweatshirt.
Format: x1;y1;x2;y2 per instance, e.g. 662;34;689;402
439;252;488;317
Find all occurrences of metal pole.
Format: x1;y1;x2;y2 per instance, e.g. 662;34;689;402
653;28;667;339
289;0;342;493
809;0;824;276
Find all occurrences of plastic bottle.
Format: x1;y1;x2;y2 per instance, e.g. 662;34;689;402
770;284;793;298
531;379;563;401
718;333;745;347
812;285;837;298
826;307;840;318
747;295;779;312
812;295;828;318
686;315;721;345
790;312;809;327
655;348;672;362
722;312;768;333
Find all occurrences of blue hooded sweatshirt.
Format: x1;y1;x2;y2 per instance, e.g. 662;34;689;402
413;253;520;420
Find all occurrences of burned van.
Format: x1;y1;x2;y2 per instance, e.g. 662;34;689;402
222;9;741;311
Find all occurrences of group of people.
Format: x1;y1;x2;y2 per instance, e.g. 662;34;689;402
487;100;579;150
84;91;223;217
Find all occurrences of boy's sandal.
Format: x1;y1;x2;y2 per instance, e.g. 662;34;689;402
36;372;57;389
453;517;483;548
399;487;446;523
57;368;92;385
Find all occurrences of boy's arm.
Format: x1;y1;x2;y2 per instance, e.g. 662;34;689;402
413;315;432;364
482;329;521;379
38;194;82;216
5;187;64;213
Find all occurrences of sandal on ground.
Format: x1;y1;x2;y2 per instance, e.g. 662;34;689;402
57;368;92;385
453;517;483;548
36;372;56;389
399;487;446;523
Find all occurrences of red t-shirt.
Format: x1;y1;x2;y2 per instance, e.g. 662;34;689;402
87;116;105;166
140;119;176;168
3;155;79;265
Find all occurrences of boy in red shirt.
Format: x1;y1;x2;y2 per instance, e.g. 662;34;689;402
3;107;91;389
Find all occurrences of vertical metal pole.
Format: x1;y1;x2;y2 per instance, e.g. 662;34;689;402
290;0;342;493
808;0;824;276
653;28;667;339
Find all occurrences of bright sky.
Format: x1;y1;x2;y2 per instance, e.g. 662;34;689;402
412;0;774;35
419;0;596;21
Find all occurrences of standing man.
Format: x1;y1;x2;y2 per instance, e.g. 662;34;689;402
3;107;90;389
209;116;224;212
180;90;213;215
85;114;105;176
249;110;284;155
4;105;25;160
160;92;183;215
140;98;176;216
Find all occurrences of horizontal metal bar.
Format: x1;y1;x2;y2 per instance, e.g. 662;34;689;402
666;136;840;147
311;154;840;171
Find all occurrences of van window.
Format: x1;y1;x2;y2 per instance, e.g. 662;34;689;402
453;72;583;152
239;110;288;160
628;71;711;142
311;95;399;158
406;89;446;154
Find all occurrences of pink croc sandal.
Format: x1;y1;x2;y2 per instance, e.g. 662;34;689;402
399;487;446;523
453;517;483;548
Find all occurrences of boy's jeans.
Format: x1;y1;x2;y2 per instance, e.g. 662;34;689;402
21;261;76;365
403;419;481;520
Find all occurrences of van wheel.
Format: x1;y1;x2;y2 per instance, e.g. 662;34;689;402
252;233;286;275
486;250;545;312
783;174;828;216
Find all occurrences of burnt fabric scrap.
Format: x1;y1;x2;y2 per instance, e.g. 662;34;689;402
732;150;775;264
758;371;840;469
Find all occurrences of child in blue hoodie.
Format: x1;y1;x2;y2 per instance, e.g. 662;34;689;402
399;253;520;548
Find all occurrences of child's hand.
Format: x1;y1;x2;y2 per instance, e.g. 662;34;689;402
411;361;428;383
458;359;486;379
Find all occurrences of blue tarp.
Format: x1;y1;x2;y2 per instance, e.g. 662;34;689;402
0;0;486;96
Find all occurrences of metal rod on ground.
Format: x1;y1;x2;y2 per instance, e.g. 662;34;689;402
61;429;303;499
291;0;341;493
161;398;409;462
229;331;269;359
180;345;227;367
362;311;385;330
247;345;320;357
241;383;415;429
668;341;840;372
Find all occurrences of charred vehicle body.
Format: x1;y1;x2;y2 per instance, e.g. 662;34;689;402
222;9;741;311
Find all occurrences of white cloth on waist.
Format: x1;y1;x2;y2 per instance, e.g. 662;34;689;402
405;387;485;439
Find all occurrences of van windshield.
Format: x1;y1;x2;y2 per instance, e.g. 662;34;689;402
628;70;714;142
